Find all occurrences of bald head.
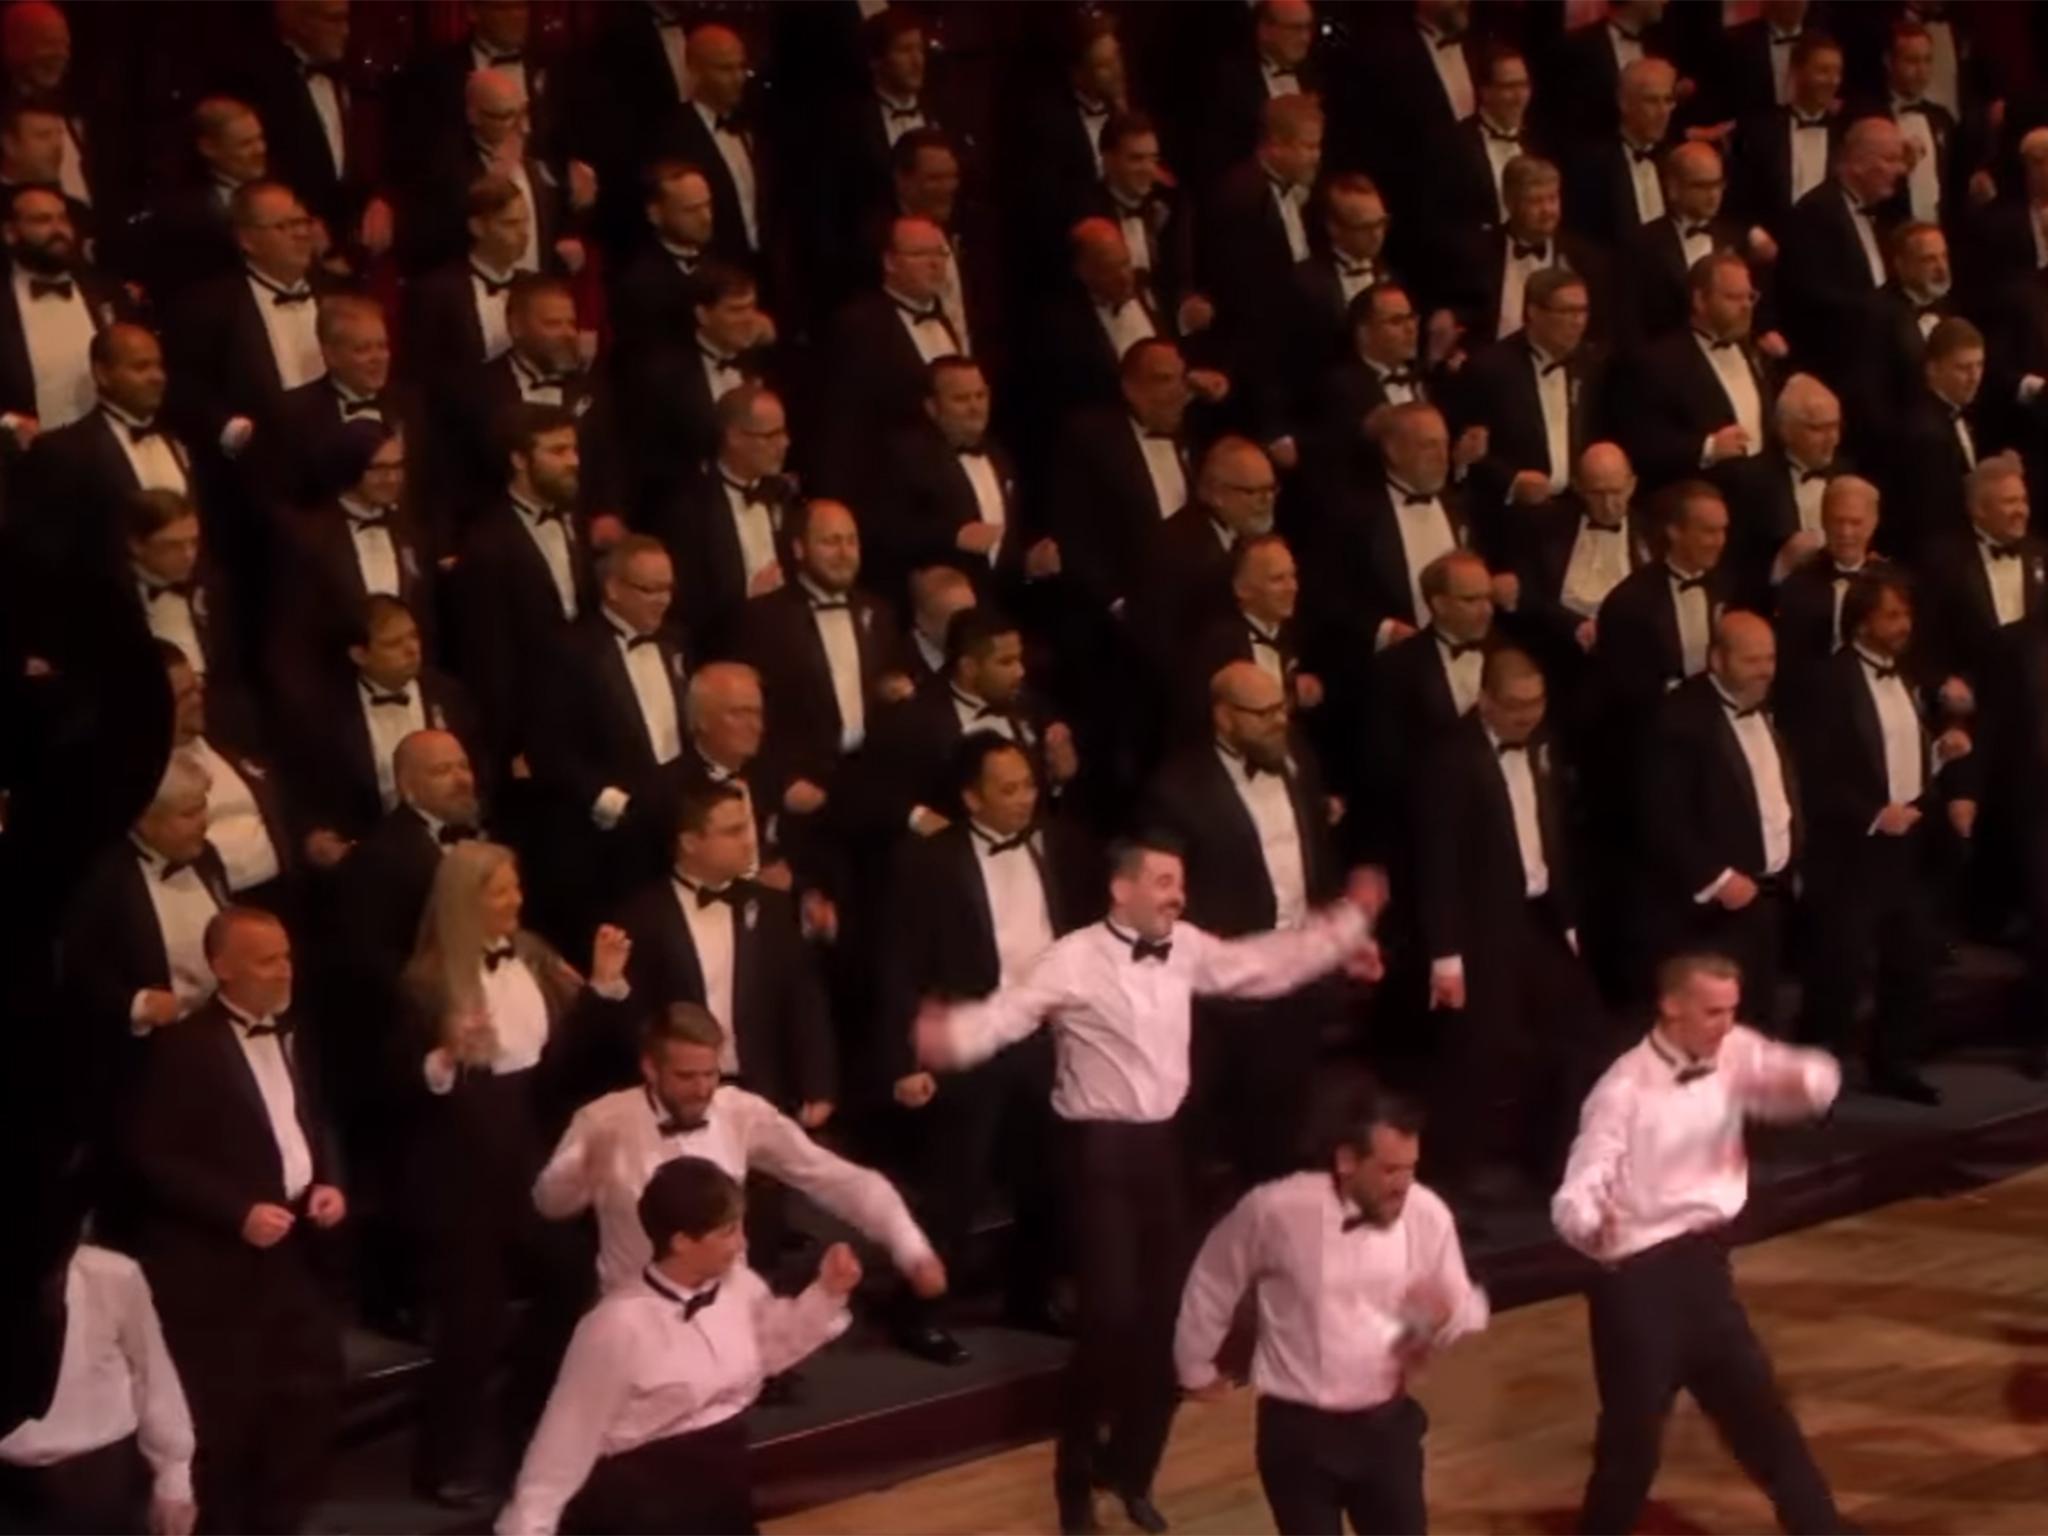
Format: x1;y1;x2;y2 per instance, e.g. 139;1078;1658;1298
394;729;479;826
1198;436;1277;537
1211;660;1289;769
685;24;747;113
1820;474;1879;564
1710;610;1776;706
1774;373;1842;470
1070;215;1135;301
1618;56;1676;145
1840;117;1907;204
1664;140;1725;221
1574;441;1635;528
3;1;68;92
466;67;526;145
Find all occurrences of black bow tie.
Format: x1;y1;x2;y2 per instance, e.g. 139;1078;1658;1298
1627;144;1658;165
437;823;476;846
893;296;944;324
622;631;658;649
722;475;764;505
158;856;195;881
1984;541;2022;561
264;284;314;308
1429;29;1463;51
348;508;393;530
1143;429;1176;442
1130;936;1172;963
1266;64;1298;84
681;1283;720;1321
523;502;569;526
1512;240;1549;262
1852;201;1879;221
1248;627;1281;651
238;1018;284;1039
1675;1062;1715;1084
1336;257;1378;279
654;1112;706;1137
977;830;1032;856
1794;468;1827;486
700;345;741;372
882;100;922;124
687;880;738;909
1539;357;1567;377
1077;96;1111;120
1912;300;1943;318
471;265;513;297
1681;222;1713;241
712;112;744;135
1496;739;1528;755
26;276;72;300
1699;332;1737;351
145;576;196;604
808;595;851;613
125;419;163;444
1439;636;1483;660
1670;571;1709;593
365;686;410;707
1481;123;1521;146
338;394;382;417
1859;653;1900;681
517;362;575;390
1721;696;1763;719
1399;490;1434;507
955;443;989;459
1793;113;1829;130
483;941;515;971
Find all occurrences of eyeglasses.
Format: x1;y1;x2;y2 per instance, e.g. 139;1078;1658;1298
250;216;315;234
1226;700;1288;722
1220;481;1279;498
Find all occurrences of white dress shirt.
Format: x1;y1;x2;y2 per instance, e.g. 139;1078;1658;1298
498;1266;849;1536
1980;537;2028;627
876;92;926;146
246;271;324;391
495;153;544;271
513;495;579;620
1419;25;1474;119
1478;119;1520;216
1245;614;1287;689
137;574;203;675
1696;686;1793;903
1436;631;1484;716
1131;419;1189;520
1333;255;1380;308
104;404;187;494
799;579;866;751
1529;344;1572;492
12;265;97;428
359;675;425;810
1496;239;1550;338
1606;21;1645;72
1270;179;1311;264
183;738;279;893
889;291;958;363
1552;1025;1839;1261
1217;745;1308;930
693;101;759;250
472;262;514;359
1076;98;1112;177
656;18;689;101
56;117;89;205
1097;294;1158;361
1561;519;1631;619
1790;118;1831;204
672;877;739;1070
1919;16;1960;115
292;53;346;174
1369;358;1420;407
1695;332;1762;457
0;1246;194;1501
937;247;972;357
1676;216;1714;270
1176;1175;1487;1411
967;821;1058;986
424;950;550;1090
340;496;401;596
956;447;1006;560
1492;733;1549;898
1621;139;1665;225
1895;99;1942;221
1948;403;1978;468
221;1000;314;1200
1110;194;1154;279
534;1084;935;1293
1388;480;1458;625
1769;29;1799;104
133;842;218;1020
1789;462;1828;536
1668;564;1712;678
939;904;1368;1124
1857;646;1925;806
609;615;682;767
718;475;780;591
1843;189;1886;285
697;342;744;406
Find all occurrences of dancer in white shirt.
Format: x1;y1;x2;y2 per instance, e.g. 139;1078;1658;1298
500;1156;857;1536
1176;1080;1485;1535
1552;951;1843;1534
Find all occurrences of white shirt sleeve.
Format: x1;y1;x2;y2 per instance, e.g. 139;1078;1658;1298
937;944;1075;1069
750;1277;853;1380
532;1105;598;1219
1182;902;1367;1001
1551;1073;1634;1255
741;1098;937;1273
115;1260;195;1504
1414;1205;1489;1349
1727;1033;1840;1124
497;1310;639;1536
1173;1189;1263;1391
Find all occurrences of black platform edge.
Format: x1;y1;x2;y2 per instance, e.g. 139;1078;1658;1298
746;1088;2048;1520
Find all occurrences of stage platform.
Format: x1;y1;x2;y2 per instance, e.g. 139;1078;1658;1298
316;948;2048;1533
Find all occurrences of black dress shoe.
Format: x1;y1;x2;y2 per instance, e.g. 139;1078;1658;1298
1058;1499;1101;1536
414;1475;493;1510
1119;1493;1170;1534
896;1323;971;1366
1872;1069;1941;1106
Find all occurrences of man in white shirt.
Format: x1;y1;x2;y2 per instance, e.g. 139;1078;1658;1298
1176;1082;1485;1536
917;839;1384;1535
500;1157;856;1536
1552;952;1842;1536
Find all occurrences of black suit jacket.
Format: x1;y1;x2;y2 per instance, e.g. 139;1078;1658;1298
877;817;1097;1077
399;142;568;276
1129;503;1242;670
1644;673;1804;901
1308;477;1473;656
1734;448;1852;602
1076;181;1199;323
1794;644;1941;865
1625;327;1779;492
1594;561;1732;725
272;500;435;681
814;288;955;498
1780;180;1901;384
619;877;832;1107
163;269;323;447
867;421;1024;599
0;266;123;422
1621;214;1748;344
1047;406;1192;615
1883;389;1982;557
654;466;795;661
1733;106;1845;235
332;805;457;995
737;582;902;788
261;376;422;516
59;839;229;1046
664;101;771;273
1202;159;1310;442
1447;227;1611;350
1509;497;1652;659
1030;285;1175;424
1861;283;1957;440
1924;531;2048;686
437;351;623;524
453;499;594;764
219;38;376;232
21;406;196;578
281;668;482;843
616;337;769;527
1549;20;1680;139
853;682;1060;839
1567;135;1675;250
530;613;690;820
1456;334;1606;509
399;259;489;396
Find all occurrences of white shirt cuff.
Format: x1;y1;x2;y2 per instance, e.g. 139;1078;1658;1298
1698;434;1716;468
590;976;629;1002
2021;375;2045;404
1694;867;1735;904
592;787;629;828
1374;618;1400;651
1430;956;1465;983
1178;1360;1220;1393
153;1462;194;1505
423;1051;456;1095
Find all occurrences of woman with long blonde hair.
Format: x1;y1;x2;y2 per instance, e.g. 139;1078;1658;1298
400;840;632;1508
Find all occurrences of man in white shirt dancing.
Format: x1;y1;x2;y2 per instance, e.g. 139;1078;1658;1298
1175;1079;1486;1535
919;836;1384;1535
1552;951;1843;1534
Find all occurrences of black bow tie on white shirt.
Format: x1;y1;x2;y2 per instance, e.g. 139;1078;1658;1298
882;98;922;124
892;296;944;323
655;1111;705;1136
1682;222;1713;240
471;264;513;297
688;881;738;909
438;823;477;846
1670;571;1709;593
364;685;410;707
1859;652;1900;681
1697;331;1737;351
1675;1060;1715;1084
1496;739;1528;756
1793;112;1829;130
237;1017;284;1039
1439;635;1483;660
1129;936;1172;963
807;594;851;613
147;579;196;603
1627;143;1658;165
125;419;163;444
484;941;515;972
1399;489;1433;507
1983;540;2022;561
975;829;1032;856
681;1284;720;1320
158;856;195;881
622;631;659;650
254;275;314;307
1511;240;1549;262
1538;357;1567;377
956;442;990;459
1336;256;1378;279
348;507;393;530
27;276;72;300
1721;695;1764;719
1381;367;1417;388
339;394;382;417
700;345;740;372
1340;1210;1375;1233
1481;122;1521;146
1798;467;1830;485
1248;626;1281;651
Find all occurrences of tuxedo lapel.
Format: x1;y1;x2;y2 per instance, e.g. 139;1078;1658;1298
595;631;656;763
208;1014;280;1179
949;832;999;976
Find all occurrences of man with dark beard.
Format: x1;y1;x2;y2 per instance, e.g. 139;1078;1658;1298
0;183;124;448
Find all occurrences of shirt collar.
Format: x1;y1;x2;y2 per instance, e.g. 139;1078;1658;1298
102;399;154;431
796;573;844;607
219;996;277;1034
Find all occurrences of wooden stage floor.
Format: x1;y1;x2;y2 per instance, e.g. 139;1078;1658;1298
768;1165;2048;1536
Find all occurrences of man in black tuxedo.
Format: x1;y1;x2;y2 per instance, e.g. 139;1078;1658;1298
120;488;256;751
869;355;1054;606
1626;250;1777;498
0;184;121;447
141;96;267;303
1864;21;1975;231
1031;218;1213;428
1568;56;1678;250
617;258;774;526
528;535;690;942
129;907;346;1536
454;402;594;771
1795;573;1973;1103
1184;533;1324;727
1924;454;2048;697
1740;372;1847;604
165;643;291;912
1306;280;1440;461
1510;442;1651;692
1547;0;1677;143
1775;473;1890;709
1780;114;1908;388
865;130;1000;373
1711;0;1810;122
738;497;912;800
679;660;805;886
1884;314;1987;559
1625;142;1762;345
666;24;769;272
1197;0;1324;185
1291;174;1400;377
1458;266;1603;516
883;735;1092;1362
606;160;715;381
0;2;108;215
1012;11;1129;270
262;293;411;515
1451;156;1609;347
1862;221;1958;444
618;780;835;1121
1080;112;1204;341
1356;0;1476;201
1132;435;1280;676
1144;660;1346;1180
281;595;482;858
399;172;525;399
816;215;963;498
657;381;795;661
1733;33;1844;241
820;7;938;245
1643;612;1802;1028
1594;480;1733;735
1202;93;1321;459
1414;647;1600;1197
1424;41;1536;249
390;0;557;171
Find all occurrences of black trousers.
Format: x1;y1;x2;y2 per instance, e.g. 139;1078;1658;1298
1255;1394;1428;1536
1054;1118;1190;1511
1578;1233;1839;1535
1189;982;1342;1185
561;1415;753;1535
0;1433;151;1535
1802;832;1935;1074
1656;881;1788;1034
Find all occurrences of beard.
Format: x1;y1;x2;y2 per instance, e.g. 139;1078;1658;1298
10;236;71;275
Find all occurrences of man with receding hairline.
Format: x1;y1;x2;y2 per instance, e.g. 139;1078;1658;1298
1780;114;1908;383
